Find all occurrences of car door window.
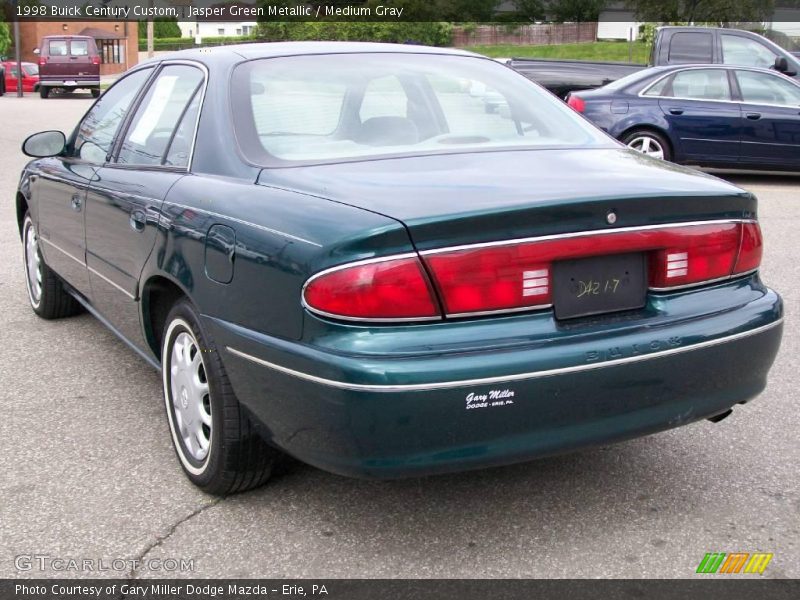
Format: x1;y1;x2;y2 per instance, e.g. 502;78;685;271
116;65;204;166
668;32;713;64
73;68;152;163
722;35;777;69
164;90;202;168
668;69;731;101
735;70;800;106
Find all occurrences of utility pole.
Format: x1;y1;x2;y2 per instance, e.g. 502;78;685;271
147;0;154;58
14;0;22;97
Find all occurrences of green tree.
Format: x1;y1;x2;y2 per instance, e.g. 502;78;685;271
549;0;605;21
513;0;546;21
625;0;775;23
438;0;502;21
138;19;182;39
0;22;11;57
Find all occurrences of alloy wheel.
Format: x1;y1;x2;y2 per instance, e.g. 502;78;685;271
626;135;665;160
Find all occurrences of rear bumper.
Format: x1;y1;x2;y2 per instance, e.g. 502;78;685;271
208;276;783;479
39;78;99;87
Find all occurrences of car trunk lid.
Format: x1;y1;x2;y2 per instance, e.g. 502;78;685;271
257;148;756;252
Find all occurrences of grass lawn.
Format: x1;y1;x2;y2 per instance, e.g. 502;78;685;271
460;41;651;63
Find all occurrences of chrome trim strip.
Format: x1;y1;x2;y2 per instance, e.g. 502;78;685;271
87;266;136;300
39;237;86;267
225;318;783;392
163;201;322;247
649;269;759;292
418;219;753;256
446;303;552;319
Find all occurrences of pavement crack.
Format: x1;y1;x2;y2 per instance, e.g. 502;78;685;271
127;498;223;580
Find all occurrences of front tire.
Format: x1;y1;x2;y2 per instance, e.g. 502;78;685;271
22;213;82;319
161;300;279;495
621;129;672;161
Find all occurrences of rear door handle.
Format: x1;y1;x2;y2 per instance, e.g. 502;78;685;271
70;194;82;212
746;112;762;120
130;210;146;232
669;108;684;115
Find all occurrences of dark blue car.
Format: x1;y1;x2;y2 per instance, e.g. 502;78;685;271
568;65;800;171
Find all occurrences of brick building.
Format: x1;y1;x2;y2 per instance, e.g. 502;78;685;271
17;21;138;76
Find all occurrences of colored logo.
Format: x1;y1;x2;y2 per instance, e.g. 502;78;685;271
696;552;773;574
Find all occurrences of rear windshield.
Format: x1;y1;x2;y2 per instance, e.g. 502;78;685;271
231;53;612;166
70;40;90;56
47;40;68;56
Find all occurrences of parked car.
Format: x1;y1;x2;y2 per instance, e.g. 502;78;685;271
36;35;101;98
3;61;40;93
0;63;5;96
567;64;800;171
17;43;782;494
510;26;800;97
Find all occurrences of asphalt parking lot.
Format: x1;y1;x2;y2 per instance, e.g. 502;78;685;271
0;94;798;579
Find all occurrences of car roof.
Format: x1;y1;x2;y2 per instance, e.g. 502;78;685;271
153;41;481;64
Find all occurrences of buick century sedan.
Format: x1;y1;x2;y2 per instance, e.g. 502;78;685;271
17;43;783;494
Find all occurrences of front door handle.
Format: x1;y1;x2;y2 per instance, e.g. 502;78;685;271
70;194;82;212
669;108;684;115
746;112;762;120
130;210;146;232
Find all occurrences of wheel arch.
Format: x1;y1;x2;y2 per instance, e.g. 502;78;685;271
618;124;675;159
16;192;30;240
140;274;192;362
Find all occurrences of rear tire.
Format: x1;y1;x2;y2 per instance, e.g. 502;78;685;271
22;213;82;319
161;299;279;495
39;86;49;99
621;129;672;161
91;88;100;98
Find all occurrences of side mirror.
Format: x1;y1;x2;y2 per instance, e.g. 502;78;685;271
22;130;66;158
774;56;789;73
33;48;40;55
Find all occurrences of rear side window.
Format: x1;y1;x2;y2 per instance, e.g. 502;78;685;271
116;65;205;167
70;40;89;56
47;40;68;56
667;69;731;101
668;32;713;64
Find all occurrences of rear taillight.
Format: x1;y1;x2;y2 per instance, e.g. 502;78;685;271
303;221;762;322
303;256;440;321
567;94;585;113
38;57;47;66
92;55;101;65
423;221;762;316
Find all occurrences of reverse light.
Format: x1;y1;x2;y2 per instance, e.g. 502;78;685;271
303;256;440;321
567;94;585;113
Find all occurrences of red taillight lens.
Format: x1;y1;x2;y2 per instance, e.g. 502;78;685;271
424;222;761;316
38;57;47;66
567;94;585;113
92;55;101;65
303;257;440;321
733;222;763;274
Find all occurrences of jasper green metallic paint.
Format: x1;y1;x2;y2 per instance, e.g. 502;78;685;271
17;42;783;485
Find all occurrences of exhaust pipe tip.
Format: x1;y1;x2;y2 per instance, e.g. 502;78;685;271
707;409;733;424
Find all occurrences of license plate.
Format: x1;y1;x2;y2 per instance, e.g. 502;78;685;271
552;253;647;320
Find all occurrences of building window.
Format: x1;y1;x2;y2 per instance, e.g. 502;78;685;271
236;28;242;36
242;26;252;35
98;39;125;64
218;28;225;36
